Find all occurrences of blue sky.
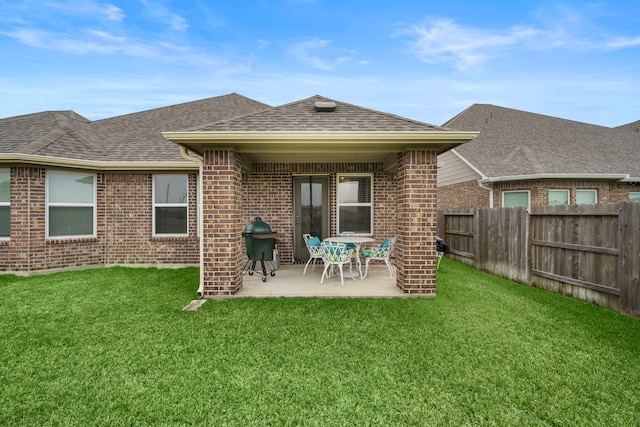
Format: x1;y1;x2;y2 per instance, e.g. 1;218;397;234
1;0;639;127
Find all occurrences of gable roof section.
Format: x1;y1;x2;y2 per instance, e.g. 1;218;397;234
195;95;446;132
93;93;270;162
0;93;271;169
444;104;640;181
0;111;105;161
164;95;477;168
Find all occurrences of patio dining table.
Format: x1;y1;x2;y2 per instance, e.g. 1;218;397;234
323;236;375;280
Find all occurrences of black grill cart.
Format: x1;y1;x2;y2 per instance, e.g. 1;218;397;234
242;217;279;282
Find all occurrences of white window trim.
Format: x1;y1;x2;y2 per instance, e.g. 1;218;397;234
46;171;97;239
153;174;189;237
0;169;9;240
336;173;374;235
502;190;530;209
549;189;570;206
576;189;597;205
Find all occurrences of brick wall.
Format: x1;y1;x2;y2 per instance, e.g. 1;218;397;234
242;163;398;265
395;150;438;295
493;179;640;207
103;172;199;265
1;166;199;274
438;180;491;209
439;178;640;209
200;150;243;296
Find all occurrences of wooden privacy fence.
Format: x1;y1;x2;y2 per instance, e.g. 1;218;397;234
437;202;640;318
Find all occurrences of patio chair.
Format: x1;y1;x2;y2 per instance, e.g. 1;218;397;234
303;234;323;275
361;237;396;279
436;236;449;270
320;241;355;287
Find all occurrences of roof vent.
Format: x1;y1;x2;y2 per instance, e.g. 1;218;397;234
314;101;336;112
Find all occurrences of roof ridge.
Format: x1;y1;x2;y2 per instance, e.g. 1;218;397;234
93;93;265;123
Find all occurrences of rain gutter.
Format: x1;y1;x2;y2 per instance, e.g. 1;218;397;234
478;173;633;183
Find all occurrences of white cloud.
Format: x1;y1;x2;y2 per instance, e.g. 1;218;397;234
400;11;640;70
401;18;539;70
139;1;189;32
288;39;351;71
46;1;125;22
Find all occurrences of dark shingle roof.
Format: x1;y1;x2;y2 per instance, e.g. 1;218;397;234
0;111;105;160
196;95;446;132
615;120;640;134
92;93;270;162
444;104;640;179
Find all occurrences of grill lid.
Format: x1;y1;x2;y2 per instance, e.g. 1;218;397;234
243;217;273;234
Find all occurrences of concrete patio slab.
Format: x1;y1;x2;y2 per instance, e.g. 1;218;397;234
237;264;406;298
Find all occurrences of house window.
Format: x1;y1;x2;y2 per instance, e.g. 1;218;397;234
47;171;96;238
576;189;597;205
337;174;372;234
630;192;640;202
549;189;569;206
0;170;9;239
503;191;530;208
153;174;188;236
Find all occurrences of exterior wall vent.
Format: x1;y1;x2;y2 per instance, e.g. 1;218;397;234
314;101;336;112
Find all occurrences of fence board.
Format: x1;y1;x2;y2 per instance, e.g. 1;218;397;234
439;202;640;318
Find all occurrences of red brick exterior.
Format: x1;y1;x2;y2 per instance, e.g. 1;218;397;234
0;166;199;274
395;150;438;295
3;153;441;298
438;180;490;209
241;163;397;265
200;150;243;296
439;178;640;209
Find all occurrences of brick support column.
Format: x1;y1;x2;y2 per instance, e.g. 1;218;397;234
201;149;243;296
396;150;438;295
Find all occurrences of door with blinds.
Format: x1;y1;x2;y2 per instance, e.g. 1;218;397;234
293;176;329;261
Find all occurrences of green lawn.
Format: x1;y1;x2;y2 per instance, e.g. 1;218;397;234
1;260;639;426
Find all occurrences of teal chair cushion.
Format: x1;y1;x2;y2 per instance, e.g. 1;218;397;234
381;238;393;248
308;236;321;246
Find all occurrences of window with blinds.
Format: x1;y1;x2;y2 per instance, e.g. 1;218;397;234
337;174;373;234
153;175;188;236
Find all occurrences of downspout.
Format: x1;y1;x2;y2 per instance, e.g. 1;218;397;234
477;181;494;208
180;146;205;298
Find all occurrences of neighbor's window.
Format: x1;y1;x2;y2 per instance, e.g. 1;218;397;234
503;191;530;208
548;189;569;206
154;174;188;235
0;170;9;239
47;171;96;238
337;174;372;234
576;189;597;205
630;192;640;202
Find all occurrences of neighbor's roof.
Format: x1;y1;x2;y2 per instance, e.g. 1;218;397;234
443;104;640;180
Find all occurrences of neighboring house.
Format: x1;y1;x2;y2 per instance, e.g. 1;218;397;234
437;104;640;209
0;93;476;297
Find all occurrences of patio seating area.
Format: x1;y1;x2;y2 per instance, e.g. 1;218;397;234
238;263;406;297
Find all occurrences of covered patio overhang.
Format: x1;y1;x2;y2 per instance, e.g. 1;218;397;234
163;131;477;170
163;130;477;297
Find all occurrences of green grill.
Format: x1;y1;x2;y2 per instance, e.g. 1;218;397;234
242;217;278;282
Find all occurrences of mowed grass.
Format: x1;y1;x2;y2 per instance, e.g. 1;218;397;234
1;260;639;426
